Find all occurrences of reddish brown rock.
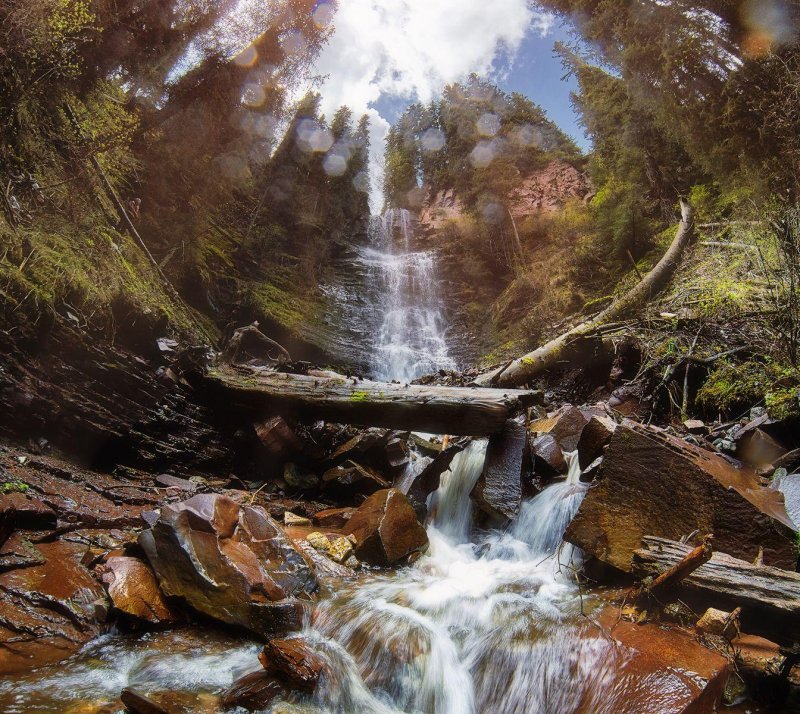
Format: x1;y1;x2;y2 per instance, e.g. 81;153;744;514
565;422;798;571
322;460;389;496
260;637;325;691
312;507;356;529
325;428;388;465
221;670;286;712
529;404;588;453
576;415;616;470
530;433;566;476
345;488;428;565
254;416;304;460
0;492;57;530
579;606;730;713
471;420;525;521
139;494;316;637
120;687;170;714
404;440;467;520
100;556;177;624
0;539;105;675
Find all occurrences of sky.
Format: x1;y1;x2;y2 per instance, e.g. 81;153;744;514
309;0;587;206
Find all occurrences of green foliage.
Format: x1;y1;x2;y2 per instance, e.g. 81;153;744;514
1;480;29;494
697;359;800;420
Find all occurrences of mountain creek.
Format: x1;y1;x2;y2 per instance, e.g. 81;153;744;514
1;207;799;714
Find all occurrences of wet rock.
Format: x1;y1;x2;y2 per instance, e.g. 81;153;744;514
139;494;316;637
0;492;57;530
576;415;616;470
585;605;730;713
0;539;105;675
283;463;320;491
737;428;787;467
385;436;410;468
154;474;197;492
529;404;587;452
120;687;170;714
471;420;525;521
284;511;312;526
683;419;706;434
696;607;739;639
99;556;177;624
221;670;287;712
325;428;388;466
312;507;355;529
260;636;326;691
530;433;566;476
295;540;355;579
404;440;466;520
580;456;603;483
255;416;305;461
322;460;389;496
773;471;800;528
306;531;355;564
345;488;428;566
565;422;798;572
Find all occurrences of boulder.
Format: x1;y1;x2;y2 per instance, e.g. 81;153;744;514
0;539;105;675
471;420;525;521
773;471;800;529
403;440;466;520
322;460;389;496
254;416;305;460
312;507;355;529
683;419;707;435
345;489;428;566
260;637;326;691
576;415;616;470
385;437;410;469
565;422;798;571
100;556;177;624
221;670;286;712
325;428;388;465
580;606;730;713
530;433;566;476
529;404;587;452
139;494;316;637
120;687;171;714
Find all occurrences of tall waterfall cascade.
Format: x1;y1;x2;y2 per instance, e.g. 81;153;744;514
360;208;456;382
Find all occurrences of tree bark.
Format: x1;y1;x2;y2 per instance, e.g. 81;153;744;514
643;535;712;597
202;365;541;436
632;536;800;618
475;200;695;387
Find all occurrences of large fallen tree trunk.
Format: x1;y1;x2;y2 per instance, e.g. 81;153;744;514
203;366;541;435
475;200;695;387
632;536;800;619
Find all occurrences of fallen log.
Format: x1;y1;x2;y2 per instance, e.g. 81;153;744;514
632;536;800;618
643;535;713;598
203;365;541;436
475;200;695;387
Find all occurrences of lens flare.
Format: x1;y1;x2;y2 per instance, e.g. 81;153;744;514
741;0;798;56
476;112;501;137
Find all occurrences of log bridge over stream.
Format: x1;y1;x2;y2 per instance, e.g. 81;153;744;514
204;365;541;436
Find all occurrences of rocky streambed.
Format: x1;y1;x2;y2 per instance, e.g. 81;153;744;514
1;388;799;713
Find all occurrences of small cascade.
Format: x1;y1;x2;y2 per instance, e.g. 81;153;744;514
359;208;456;381
301;442;613;714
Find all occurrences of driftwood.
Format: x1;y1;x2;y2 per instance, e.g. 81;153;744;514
632;536;800;618
204;365;540;436
475;200;695;387
222;322;292;364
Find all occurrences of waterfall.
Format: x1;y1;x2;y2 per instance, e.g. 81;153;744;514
359;208;456;382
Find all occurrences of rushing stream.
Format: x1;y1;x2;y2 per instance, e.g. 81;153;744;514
1;207;639;713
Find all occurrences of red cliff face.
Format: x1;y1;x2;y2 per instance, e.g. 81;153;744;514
417;159;592;232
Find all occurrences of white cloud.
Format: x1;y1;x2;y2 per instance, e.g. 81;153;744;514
309;0;554;211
